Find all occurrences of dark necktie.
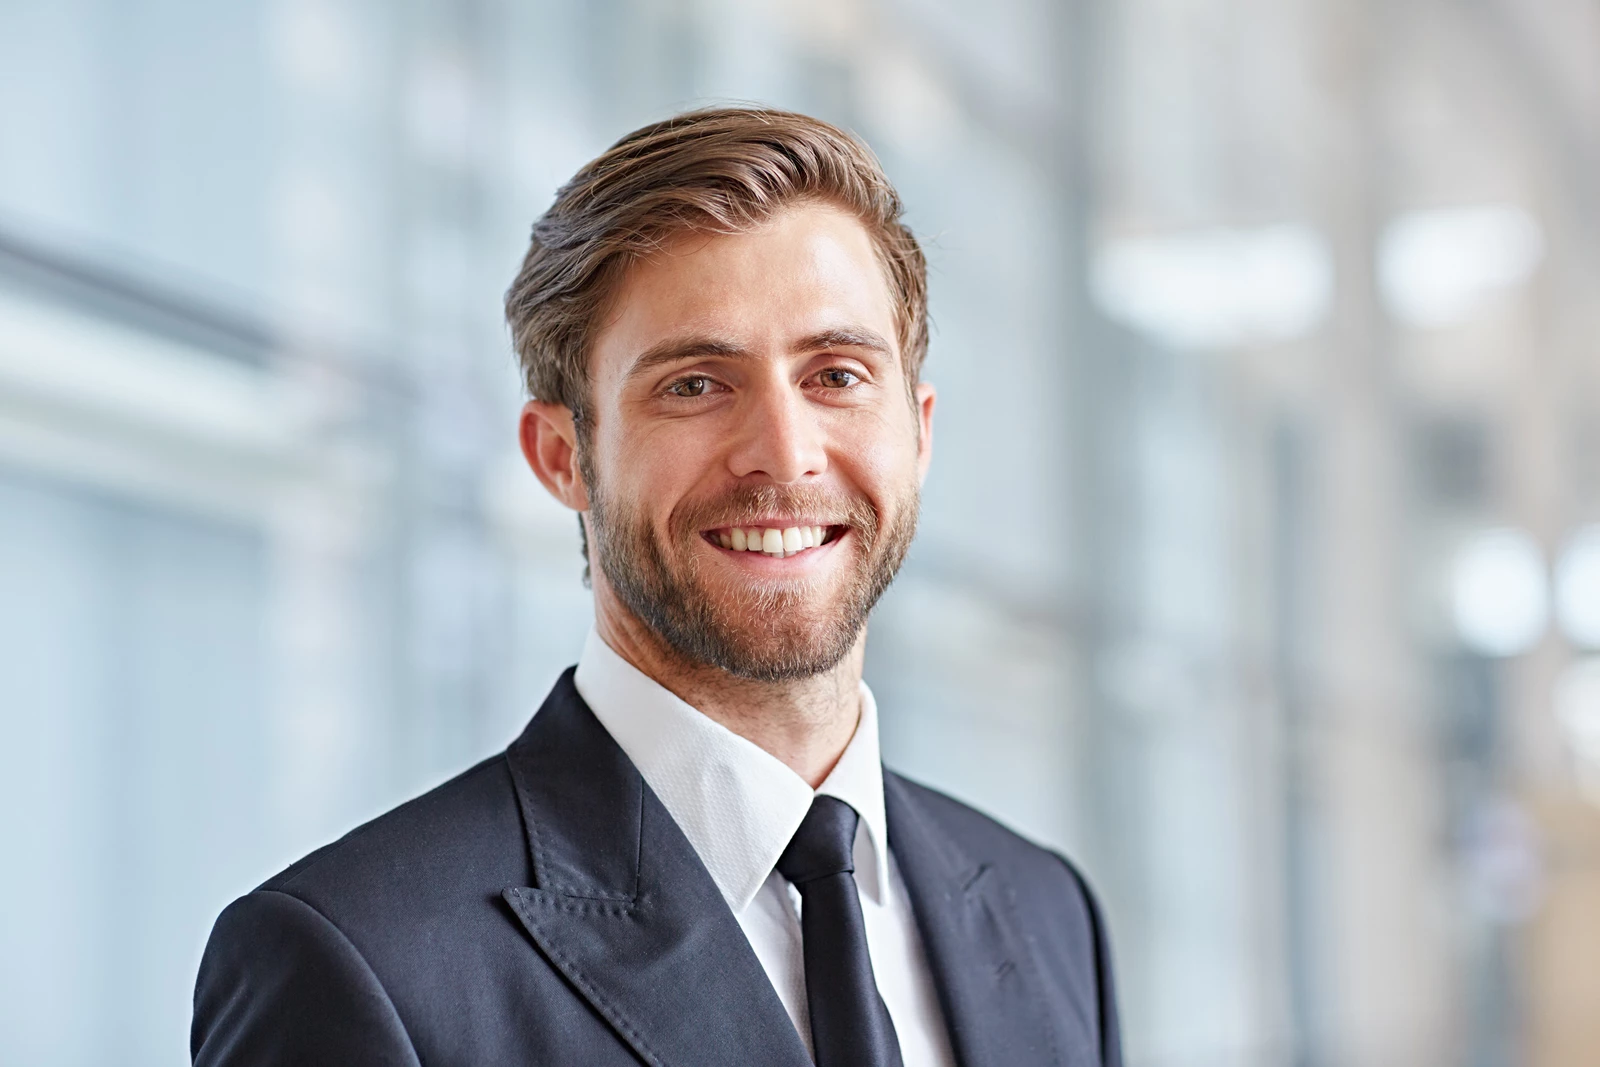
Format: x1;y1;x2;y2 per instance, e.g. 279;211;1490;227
776;796;905;1067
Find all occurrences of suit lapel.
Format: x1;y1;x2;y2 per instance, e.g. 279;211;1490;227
886;773;1076;1067
501;672;811;1067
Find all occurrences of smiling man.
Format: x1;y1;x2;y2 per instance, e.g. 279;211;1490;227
193;108;1120;1067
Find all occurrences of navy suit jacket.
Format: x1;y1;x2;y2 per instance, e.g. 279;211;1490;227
193;670;1121;1066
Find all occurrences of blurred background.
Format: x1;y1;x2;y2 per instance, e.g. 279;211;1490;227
2;0;1598;1064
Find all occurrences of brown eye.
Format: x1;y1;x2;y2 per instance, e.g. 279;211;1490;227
819;369;859;389
671;377;710;397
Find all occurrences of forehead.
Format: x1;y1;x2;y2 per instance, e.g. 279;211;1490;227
591;201;900;378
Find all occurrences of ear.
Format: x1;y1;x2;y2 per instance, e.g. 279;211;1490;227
519;400;591;512
913;381;936;484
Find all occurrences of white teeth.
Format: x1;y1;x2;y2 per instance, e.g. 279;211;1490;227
719;525;834;557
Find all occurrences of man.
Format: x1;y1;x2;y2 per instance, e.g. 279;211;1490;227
193;107;1120;1067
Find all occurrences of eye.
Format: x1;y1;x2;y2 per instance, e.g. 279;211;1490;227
817;368;860;389
669;376;711;398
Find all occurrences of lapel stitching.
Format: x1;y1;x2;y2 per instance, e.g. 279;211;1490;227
503;888;666;1067
507;747;641;903
501;688;811;1067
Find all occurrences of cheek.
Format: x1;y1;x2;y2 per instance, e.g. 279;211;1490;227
830;406;921;497
597;418;711;524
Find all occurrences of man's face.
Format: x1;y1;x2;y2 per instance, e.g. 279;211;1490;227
578;201;935;680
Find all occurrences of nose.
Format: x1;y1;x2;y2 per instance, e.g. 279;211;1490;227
725;372;828;484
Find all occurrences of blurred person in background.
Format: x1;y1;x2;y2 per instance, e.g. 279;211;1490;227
190;107;1121;1067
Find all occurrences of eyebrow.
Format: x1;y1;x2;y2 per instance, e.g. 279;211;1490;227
794;327;893;356
625;326;894;380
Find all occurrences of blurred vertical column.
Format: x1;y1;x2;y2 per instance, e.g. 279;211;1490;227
1061;0;1314;1061
387;0;508;786
263;0;396;855
1302;0;1454;1062
1456;2;1600;1063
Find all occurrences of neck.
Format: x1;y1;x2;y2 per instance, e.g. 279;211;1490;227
592;585;865;789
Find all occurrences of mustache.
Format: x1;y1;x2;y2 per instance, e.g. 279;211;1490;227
673;483;879;541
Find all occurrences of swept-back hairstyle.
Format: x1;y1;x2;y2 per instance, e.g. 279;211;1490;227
504;107;928;421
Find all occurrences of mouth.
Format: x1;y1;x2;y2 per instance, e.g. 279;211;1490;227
700;523;847;560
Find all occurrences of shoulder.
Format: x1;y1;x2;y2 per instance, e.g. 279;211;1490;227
886;771;1114;975
887;771;1123;1065
194;888;421;1065
203;749;530;987
262;751;528;908
887;771;1096;897
194;755;525;1064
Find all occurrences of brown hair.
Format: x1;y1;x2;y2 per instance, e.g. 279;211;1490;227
504;106;928;421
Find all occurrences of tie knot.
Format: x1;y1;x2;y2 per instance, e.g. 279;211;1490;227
776;796;859;886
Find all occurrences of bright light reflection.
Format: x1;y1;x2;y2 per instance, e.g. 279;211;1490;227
1450;528;1549;657
1555;525;1600;649
1378;204;1544;328
1091;224;1332;350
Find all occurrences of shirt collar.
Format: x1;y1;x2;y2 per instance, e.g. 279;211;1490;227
572;627;890;912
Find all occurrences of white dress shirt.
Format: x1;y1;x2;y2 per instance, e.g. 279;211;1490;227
573;628;956;1066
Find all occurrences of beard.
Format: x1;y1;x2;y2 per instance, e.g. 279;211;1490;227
585;474;918;682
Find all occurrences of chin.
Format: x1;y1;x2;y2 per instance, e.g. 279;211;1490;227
635;583;852;680
694;595;861;680
701;630;860;682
